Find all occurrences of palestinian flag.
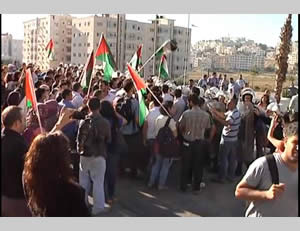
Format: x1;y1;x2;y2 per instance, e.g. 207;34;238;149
45;39;54;59
95;34;116;82
25;69;38;110
80;50;95;89
155;39;178;58
159;54;169;79
127;64;148;127
129;45;143;71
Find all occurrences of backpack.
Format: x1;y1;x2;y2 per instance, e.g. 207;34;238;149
80;117;102;157
266;154;279;184
155;117;180;158
115;96;134;123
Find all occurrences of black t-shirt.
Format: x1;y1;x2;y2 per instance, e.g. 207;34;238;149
1;128;28;199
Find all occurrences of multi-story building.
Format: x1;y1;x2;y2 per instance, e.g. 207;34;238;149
1;33;13;60
71;14;191;78
1;33;23;65
288;41;298;71
211;53;264;71
23;15;72;70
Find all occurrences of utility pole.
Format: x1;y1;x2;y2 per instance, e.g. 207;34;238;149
116;14;120;70
183;14;190;86
153;15;158;75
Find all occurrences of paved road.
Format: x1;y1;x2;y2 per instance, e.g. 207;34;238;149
93;160;246;217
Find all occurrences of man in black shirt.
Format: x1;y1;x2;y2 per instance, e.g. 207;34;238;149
1;106;31;216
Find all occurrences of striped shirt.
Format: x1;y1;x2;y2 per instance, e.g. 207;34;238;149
222;108;241;142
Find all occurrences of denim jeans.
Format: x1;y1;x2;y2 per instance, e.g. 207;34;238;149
218;139;238;180
79;155;106;215
148;154;173;187
104;152;120;201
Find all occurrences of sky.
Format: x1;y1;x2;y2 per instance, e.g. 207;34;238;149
1;14;298;47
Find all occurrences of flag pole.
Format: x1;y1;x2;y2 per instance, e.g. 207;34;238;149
86;51;96;97
138;39;171;73
28;69;44;133
127;64;171;118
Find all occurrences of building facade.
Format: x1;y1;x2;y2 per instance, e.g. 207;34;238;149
23;15;72;70
1;33;23;65
71;14;191;78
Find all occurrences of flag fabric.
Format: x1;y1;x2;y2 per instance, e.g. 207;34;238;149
80;50;95;89
25;69;38;111
155;39;178;58
127;64;148;127
159;54;169;79
45;39;54;59
129;45;143;71
95;34;116;82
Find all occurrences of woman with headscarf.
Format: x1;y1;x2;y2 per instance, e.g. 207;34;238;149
235;88;255;176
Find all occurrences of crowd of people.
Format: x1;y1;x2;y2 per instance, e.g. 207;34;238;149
1;62;298;217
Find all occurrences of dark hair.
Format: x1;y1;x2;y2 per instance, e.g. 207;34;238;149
72;82;81;92
23;132;73;216
160;101;173;116
35;88;47;102
7;91;21;106
13;71;21;82
162;84;169;94
100;101;119;129
199;97;205;107
192;86;200;97
260;94;270;105
153;95;163;107
174;89;182;98
61;89;72;99
35;80;43;89
1;106;23;128
242;93;253;102
44;76;52;84
123;79;134;93
59;80;68;89
189;79;194;82
93;89;102;98
88;97;100;111
188;93;200;106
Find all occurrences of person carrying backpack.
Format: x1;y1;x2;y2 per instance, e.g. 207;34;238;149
76;97;111;216
235;118;298;217
148;101;178;190
116;79;143;178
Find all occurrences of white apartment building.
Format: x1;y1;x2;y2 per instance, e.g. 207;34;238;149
1;33;23;65
71;14;191;78
23;15;72;70
211;54;264;71
288;41;298;71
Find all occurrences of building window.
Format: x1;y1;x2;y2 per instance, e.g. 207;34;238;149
113;23;116;27
73;23;76;26
62;39;64;43
79;43;82;47
84;22;86;26
87;32;89;36
97;22;103;26
87;43;90;47
132;25;136;29
84;43;86;47
88;22;90;26
138;26;140;31
63;30;64;34
73;33;76;38
73;53;76;57
97;32;100;37
73;43;76;47
78;53;81;57
79;23;81;27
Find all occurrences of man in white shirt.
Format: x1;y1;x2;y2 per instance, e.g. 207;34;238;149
72;82;84;109
173;88;186;122
236;74;246;90
162;84;174;103
289;94;298;113
101;80;115;104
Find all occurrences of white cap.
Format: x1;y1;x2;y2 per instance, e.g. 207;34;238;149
267;102;280;113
